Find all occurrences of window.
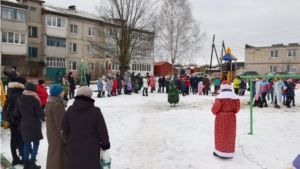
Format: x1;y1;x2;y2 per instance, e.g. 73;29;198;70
70;61;77;71
288;50;296;57
112;63;119;70
105;27;112;36
88;28;95;36
269;66;277;73
1;6;26;21
46;37;66;47
88;46;95;54
46;15;67;28
288;66;296;73
131;32;138;40
139;34;146;41
270;50;278;58
105;44;118;53
132;64;136;71
146;35;153;42
1;31;26;45
30;7;36;11
46;57;66;67
146;50;151;57
28;47;38;58
147;65;151;71
70;43;77;52
87;62;94;70
70;24;77;34
29;26;38;37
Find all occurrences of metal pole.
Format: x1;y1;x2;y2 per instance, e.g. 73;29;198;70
249;77;253;135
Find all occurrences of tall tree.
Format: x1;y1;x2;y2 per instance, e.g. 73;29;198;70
92;0;157;77
155;0;205;75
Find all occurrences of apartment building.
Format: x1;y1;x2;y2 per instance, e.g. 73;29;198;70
1;0;28;75
1;0;154;79
244;43;300;75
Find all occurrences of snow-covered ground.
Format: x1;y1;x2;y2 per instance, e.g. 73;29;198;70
1;85;300;169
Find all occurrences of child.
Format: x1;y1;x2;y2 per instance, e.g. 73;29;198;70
198;82;203;95
134;80;140;94
97;78;103;98
112;77;118;96
102;76;107;98
127;78;133;95
239;79;247;96
181;78;186;96
63;81;69;102
142;76;149;96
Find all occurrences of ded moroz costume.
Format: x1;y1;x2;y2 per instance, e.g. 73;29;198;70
211;80;241;158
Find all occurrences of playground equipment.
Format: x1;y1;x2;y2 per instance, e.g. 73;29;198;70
219;47;237;82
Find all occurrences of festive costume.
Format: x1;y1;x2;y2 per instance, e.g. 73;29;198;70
212;81;240;158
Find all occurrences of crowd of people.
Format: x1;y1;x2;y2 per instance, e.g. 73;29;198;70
233;76;297;109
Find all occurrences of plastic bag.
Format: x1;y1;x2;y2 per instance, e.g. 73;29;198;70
101;150;111;169
254;94;259;101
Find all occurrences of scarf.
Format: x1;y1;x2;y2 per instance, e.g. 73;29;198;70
23;90;41;104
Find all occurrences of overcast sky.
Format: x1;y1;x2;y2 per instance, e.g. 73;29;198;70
45;0;300;65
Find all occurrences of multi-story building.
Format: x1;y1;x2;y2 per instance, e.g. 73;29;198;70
1;0;154;79
244;43;300;75
1;0;28;75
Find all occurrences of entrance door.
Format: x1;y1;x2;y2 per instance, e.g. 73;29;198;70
46;67;66;80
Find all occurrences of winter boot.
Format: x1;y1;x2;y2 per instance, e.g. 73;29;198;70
107;94;111;97
28;160;41;169
146;93;148;96
23;161;29;169
12;157;23;166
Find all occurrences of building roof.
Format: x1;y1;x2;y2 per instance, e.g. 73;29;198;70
154;62;170;66
42;4;104;22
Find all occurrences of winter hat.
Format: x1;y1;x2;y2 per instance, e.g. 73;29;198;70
287;78;292;82
12;76;27;85
12;66;17;70
38;80;45;85
76;86;93;98
49;84;64;96
25;82;37;92
220;80;232;90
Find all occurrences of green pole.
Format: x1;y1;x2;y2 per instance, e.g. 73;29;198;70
249;77;253;135
81;59;87;85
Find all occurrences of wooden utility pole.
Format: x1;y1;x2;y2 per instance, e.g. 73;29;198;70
209;35;221;74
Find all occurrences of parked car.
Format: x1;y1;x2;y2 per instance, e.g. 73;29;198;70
192;72;205;77
235;71;259;77
266;72;288;81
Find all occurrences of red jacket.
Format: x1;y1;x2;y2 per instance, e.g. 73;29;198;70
37;84;48;105
113;80;118;89
185;76;190;87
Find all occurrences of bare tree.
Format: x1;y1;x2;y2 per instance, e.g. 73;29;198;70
155;0;206;75
91;0;158;77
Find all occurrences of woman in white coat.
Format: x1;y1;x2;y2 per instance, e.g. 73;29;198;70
273;78;287;109
101;76;107;98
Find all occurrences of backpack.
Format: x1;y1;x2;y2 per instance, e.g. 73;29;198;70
2;93;20;123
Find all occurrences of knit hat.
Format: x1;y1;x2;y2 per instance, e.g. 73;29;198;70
49;84;64;96
287;78;292;82
25;82;37;92
12;66;17;70
38;80;45;85
76;86;93;98
220;80;232;90
12;76;27;84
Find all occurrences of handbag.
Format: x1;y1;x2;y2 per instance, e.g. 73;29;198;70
101;150;111;169
254;94;259;101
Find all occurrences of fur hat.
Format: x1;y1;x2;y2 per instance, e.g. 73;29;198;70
76;86;93;98
38;80;45;85
220;80;232;90
49;84;63;96
12;76;27;84
25;82;37;92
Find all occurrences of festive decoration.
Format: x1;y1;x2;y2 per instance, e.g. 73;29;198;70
168;82;179;106
80;58;87;86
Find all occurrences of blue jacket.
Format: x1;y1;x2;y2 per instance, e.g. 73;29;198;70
240;80;247;89
181;81;186;90
97;81;103;90
214;77;221;86
165;80;170;87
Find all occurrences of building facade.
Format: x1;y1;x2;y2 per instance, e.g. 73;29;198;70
244;43;300;75
1;0;155;79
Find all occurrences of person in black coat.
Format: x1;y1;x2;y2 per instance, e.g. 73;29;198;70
62;86;110;169
13;82;45;169
68;72;76;99
285;79;295;108
3;66;18;84
161;76;166;93
2;77;27;165
86;71;91;87
176;76;181;94
157;76;162;93
116;72;123;94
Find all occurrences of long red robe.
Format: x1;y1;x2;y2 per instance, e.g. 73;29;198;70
212;98;240;158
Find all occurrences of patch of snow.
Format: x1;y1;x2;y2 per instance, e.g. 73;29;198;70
1;84;300;169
